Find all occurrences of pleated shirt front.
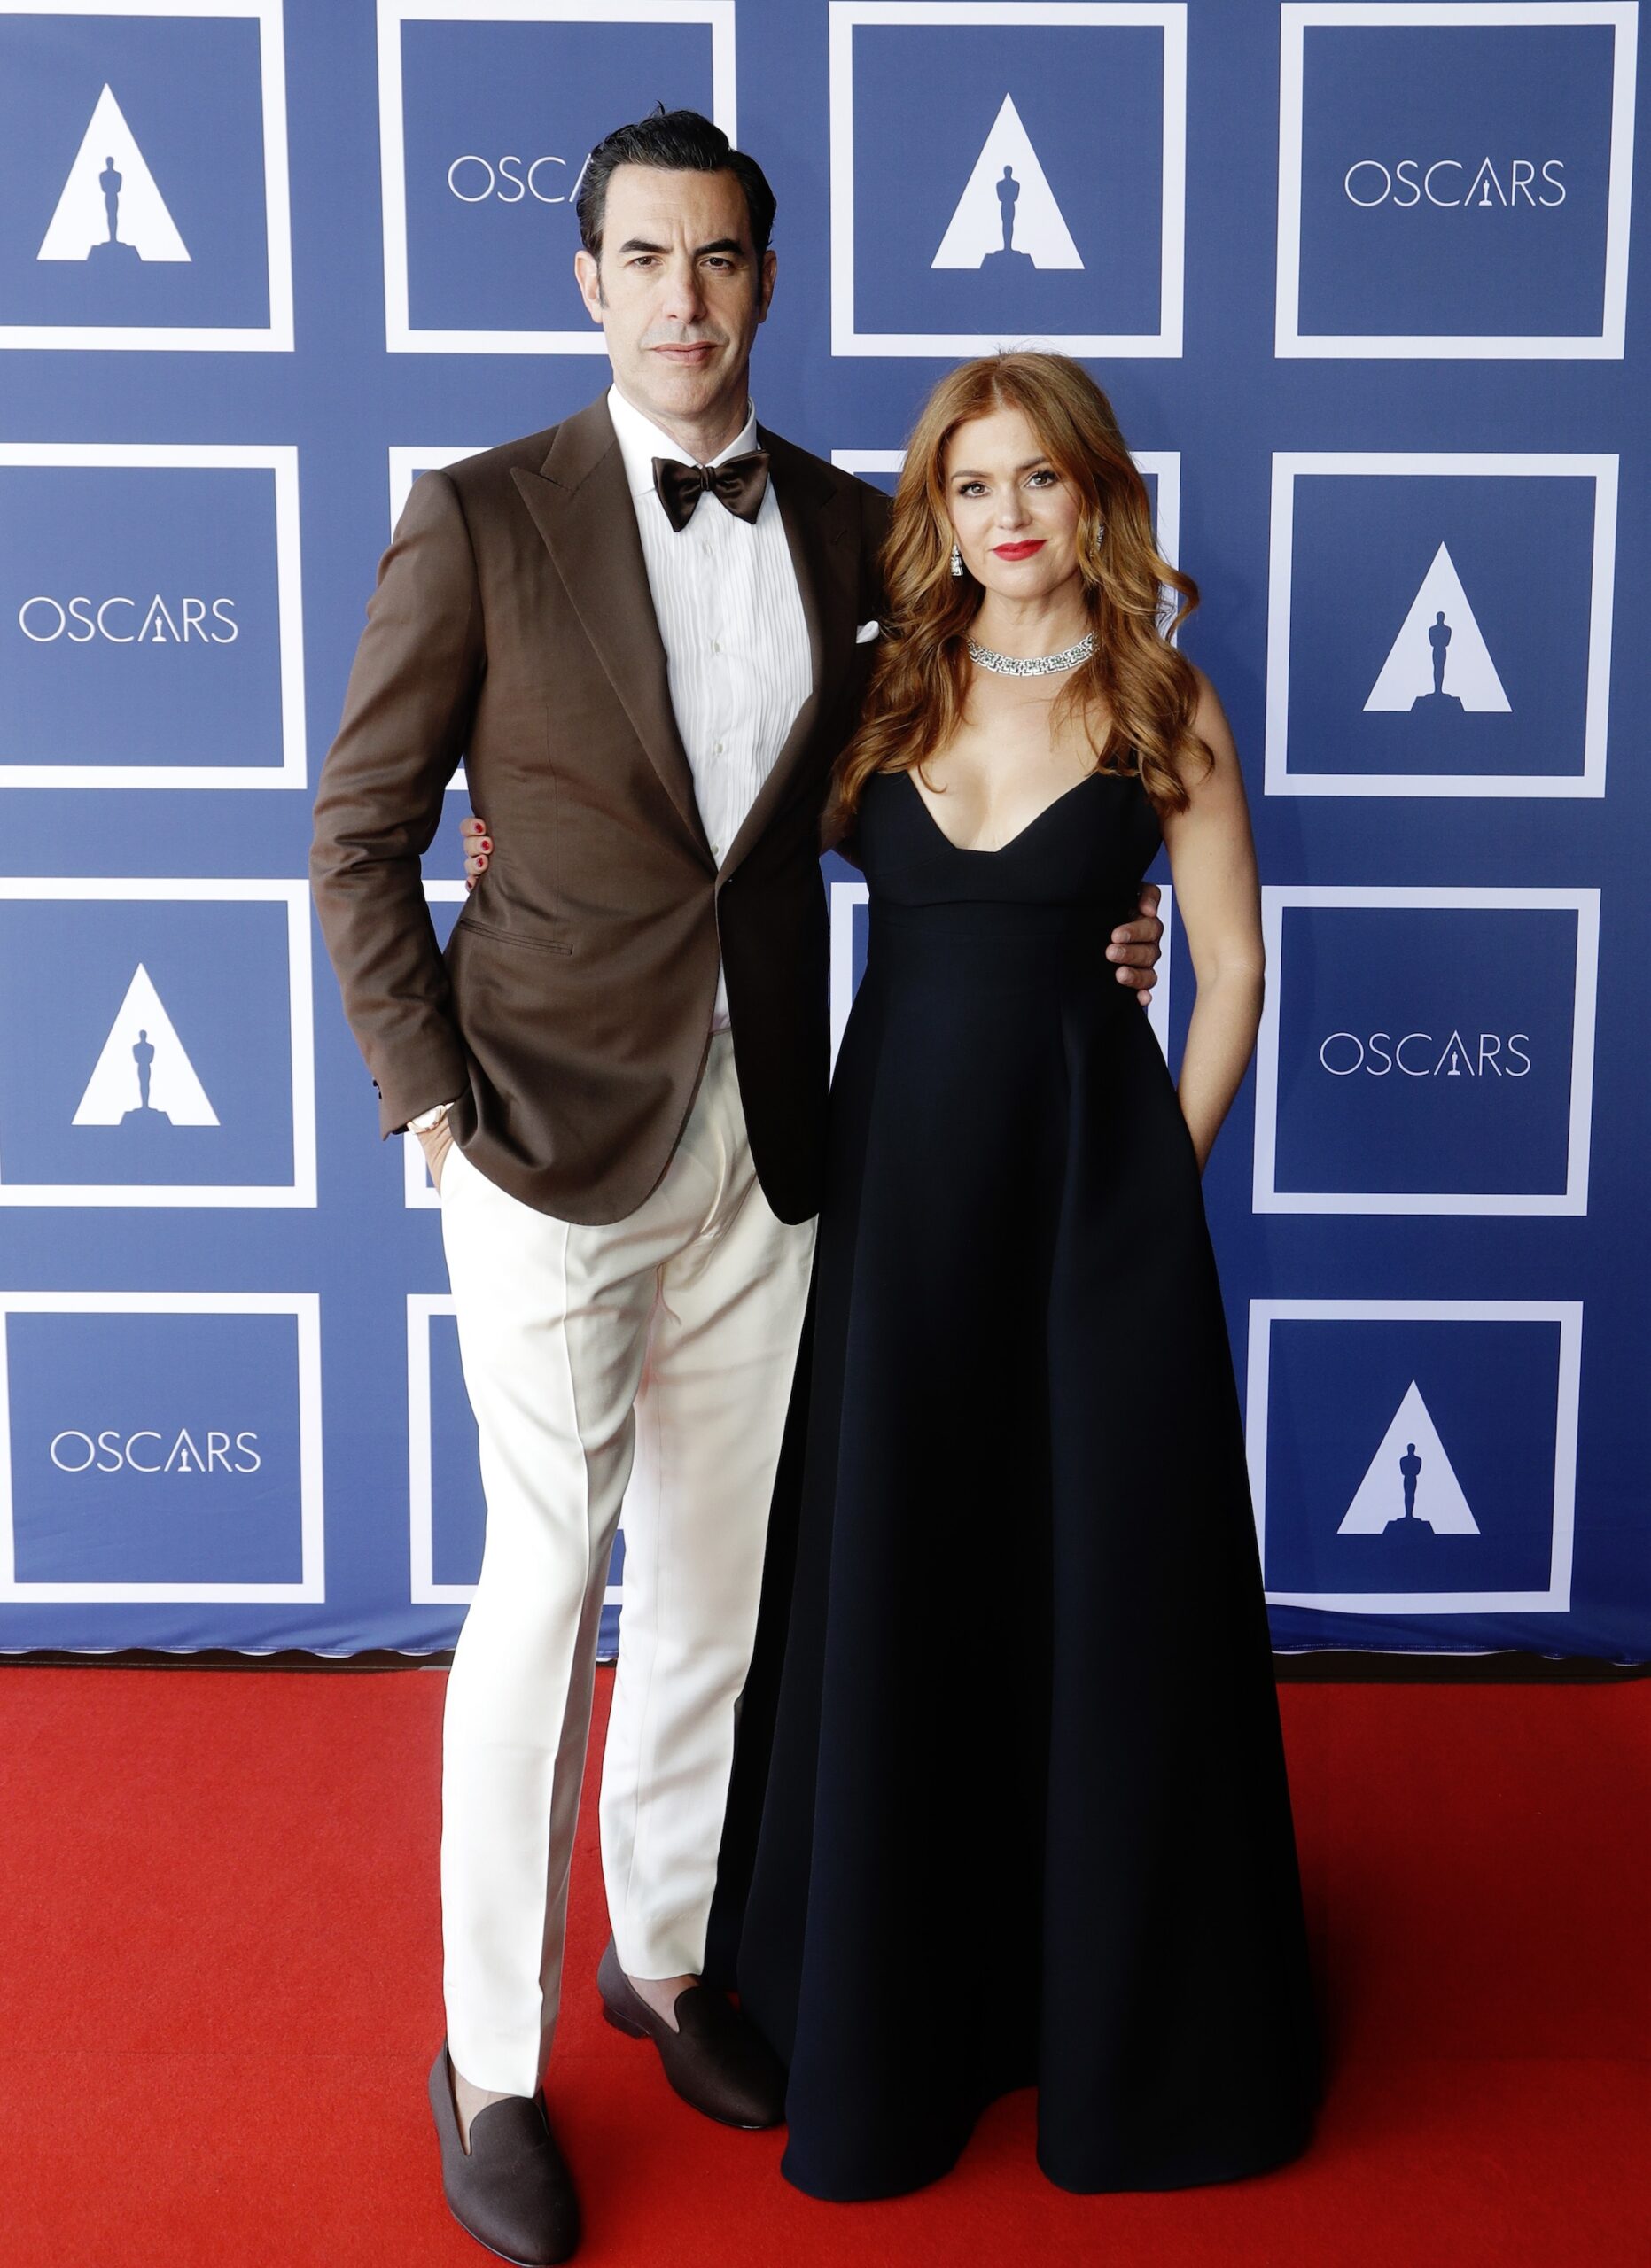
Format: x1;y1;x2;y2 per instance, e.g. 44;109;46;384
607;383;814;1030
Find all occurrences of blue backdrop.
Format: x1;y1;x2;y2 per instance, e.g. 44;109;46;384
0;0;1643;1660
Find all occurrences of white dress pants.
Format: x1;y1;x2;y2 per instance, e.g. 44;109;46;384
437;1033;816;2096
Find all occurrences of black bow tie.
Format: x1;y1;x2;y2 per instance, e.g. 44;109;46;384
651;449;770;533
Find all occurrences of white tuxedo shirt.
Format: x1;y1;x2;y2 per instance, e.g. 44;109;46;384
606;383;814;1029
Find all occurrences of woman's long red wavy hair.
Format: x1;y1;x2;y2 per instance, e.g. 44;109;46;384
826;352;1209;839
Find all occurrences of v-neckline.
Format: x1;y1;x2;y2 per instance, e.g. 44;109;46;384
903;765;1102;856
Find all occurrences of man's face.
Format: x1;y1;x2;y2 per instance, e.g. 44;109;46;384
575;165;775;439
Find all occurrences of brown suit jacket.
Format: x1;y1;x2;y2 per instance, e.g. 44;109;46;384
310;395;891;1225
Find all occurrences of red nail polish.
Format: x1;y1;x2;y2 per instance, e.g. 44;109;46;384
479;839;492;852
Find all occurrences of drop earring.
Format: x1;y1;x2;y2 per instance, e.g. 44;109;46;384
949;540;964;578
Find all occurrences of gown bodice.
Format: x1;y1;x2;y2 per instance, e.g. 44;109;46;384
851;764;1164;1002
857;763;1161;907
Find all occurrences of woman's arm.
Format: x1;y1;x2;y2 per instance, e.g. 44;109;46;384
1158;668;1265;1171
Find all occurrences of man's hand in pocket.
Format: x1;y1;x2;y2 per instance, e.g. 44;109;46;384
417;1115;455;1192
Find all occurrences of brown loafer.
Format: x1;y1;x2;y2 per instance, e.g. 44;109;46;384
596;1937;786;2130
428;2041;580;2266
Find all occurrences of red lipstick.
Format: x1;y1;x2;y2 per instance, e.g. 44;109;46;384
992;540;1046;560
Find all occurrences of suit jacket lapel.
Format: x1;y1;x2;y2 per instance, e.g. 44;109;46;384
510;399;712;861
720;426;858;881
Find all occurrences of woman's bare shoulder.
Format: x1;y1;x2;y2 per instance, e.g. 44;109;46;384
1176;660;1238;773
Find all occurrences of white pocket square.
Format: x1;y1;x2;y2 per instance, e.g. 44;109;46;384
855;619;881;644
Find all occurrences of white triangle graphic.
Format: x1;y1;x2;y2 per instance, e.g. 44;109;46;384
1337;1381;1480;1536
1365;542;1511;714
931;94;1083;271
37;84;191;263
73;965;218;1126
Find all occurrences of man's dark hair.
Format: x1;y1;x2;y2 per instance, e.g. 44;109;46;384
576;106;776;260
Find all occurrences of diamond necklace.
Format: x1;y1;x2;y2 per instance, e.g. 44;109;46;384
966;630;1096;678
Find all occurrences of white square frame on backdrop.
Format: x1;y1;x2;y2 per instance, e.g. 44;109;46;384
0;443;307;789
828;1;1188;357
1264;452;1618;799
1251;884;1600;1216
0;878;318;1208
0;1290;324;1603
408;1293;626;1615
0;0;294;353
406;1293;472;1604
1244;1296;1582;1614
377;0;738;354
1275;1;1639;361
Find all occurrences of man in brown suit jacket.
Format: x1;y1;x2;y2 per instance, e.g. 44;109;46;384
311;110;1161;2265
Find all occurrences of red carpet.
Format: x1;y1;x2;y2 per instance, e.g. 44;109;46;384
0;1667;1645;2267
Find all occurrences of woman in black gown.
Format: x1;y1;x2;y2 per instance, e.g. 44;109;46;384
711;351;1319;2201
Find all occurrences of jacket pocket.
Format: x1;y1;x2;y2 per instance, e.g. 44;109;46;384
451;913;572;956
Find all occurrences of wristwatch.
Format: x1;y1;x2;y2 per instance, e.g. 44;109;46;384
406;1099;454;1135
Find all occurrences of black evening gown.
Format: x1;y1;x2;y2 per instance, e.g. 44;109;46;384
710;764;1320;2202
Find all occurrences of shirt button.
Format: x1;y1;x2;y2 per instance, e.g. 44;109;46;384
711;843;722;858
713;741;725;755
710;639;721;653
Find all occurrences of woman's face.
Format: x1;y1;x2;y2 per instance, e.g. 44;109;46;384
943;405;1083;605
